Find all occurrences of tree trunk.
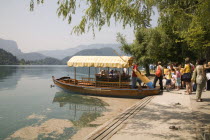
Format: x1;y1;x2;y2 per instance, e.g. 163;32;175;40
144;63;150;76
206;46;210;62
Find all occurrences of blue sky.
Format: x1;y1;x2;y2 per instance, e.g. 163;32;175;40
0;0;158;53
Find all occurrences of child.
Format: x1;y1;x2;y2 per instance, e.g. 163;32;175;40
166;69;172;92
179;65;185;89
175;67;181;90
171;76;176;89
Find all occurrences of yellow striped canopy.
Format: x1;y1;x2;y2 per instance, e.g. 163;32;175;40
67;56;133;68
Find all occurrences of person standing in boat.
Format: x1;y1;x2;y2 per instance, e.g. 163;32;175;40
132;63;142;88
153;61;164;90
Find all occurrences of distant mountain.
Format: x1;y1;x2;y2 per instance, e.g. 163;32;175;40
0;38;126;63
16;52;46;61
30;57;62;65
61;47;119;64
0;38;22;55
0;48;19;65
37;44;123;60
0;38;47;61
75;47;117;56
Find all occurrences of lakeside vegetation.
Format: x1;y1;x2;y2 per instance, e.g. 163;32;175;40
0;49;19;65
0;49;63;65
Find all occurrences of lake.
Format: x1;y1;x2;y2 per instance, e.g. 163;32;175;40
0;65;110;139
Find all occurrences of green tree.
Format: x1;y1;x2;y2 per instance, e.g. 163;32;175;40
30;0;154;35
117;27;173;75
19;59;26;65
157;0;210;58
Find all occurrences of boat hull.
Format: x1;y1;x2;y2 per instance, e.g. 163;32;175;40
52;76;160;98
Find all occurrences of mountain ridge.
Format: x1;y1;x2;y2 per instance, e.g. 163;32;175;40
37;44;122;59
0;38;125;62
0;38;47;61
61;47;119;64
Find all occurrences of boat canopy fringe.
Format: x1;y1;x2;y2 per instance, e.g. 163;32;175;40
67;56;133;68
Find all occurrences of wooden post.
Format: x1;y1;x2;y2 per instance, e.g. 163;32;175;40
119;68;121;88
88;67;90;79
128;68;130;75
95;67;97;87
74;67;76;85
108;67;110;82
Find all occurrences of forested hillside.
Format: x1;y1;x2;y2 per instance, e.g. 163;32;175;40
0;49;19;65
30;57;62;65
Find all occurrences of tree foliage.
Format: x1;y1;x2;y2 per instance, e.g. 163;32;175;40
0;49;19;65
30;0;210;61
157;0;210;58
117;27;173;75
30;0;154;35
29;57;63;65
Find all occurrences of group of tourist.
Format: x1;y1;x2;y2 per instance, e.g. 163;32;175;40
153;58;210;102
98;69;128;78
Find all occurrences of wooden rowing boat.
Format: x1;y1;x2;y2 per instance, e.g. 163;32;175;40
52;56;160;98
52;76;160;98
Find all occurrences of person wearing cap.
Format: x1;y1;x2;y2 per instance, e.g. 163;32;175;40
132;63;142;88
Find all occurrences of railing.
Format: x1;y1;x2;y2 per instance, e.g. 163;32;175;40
96;81;130;88
95;74;131;82
62;77;130;88
82;77;95;82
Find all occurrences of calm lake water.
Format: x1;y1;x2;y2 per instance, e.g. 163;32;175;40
0;65;108;140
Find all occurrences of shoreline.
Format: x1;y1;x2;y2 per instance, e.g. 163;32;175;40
70;96;140;140
6;95;140;140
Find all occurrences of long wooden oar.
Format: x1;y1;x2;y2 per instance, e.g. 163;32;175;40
113;50;154;89
113;50;127;62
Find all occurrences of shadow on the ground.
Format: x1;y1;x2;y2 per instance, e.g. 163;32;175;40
202;98;210;102
192;111;210;124
118;101;199;139
190;93;210;124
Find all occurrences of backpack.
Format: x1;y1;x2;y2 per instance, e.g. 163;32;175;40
155;66;162;77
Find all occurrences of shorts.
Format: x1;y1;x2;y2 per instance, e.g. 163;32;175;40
182;73;191;82
166;79;171;85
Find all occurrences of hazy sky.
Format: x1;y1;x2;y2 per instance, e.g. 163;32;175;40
0;0;158;53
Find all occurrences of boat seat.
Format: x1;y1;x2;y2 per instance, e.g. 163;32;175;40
68;79;78;85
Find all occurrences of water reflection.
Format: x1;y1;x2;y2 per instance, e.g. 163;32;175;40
53;91;108;107
0;66;131;91
0;66;100;91
0;66;17;79
0;65;71;91
0;66;111;139
53;91;108;127
0;66;18;90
